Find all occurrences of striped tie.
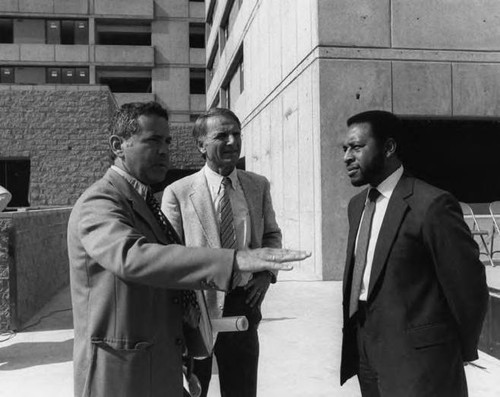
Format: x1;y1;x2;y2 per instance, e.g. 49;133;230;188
219;177;237;249
219;177;241;288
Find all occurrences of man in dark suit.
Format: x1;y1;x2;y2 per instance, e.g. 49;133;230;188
340;110;488;397
68;102;309;397
162;108;282;397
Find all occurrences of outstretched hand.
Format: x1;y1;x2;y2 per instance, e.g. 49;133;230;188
235;248;311;273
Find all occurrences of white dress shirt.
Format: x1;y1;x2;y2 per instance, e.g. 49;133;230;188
357;166;404;301
204;165;252;285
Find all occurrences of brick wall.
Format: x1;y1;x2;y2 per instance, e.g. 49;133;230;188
169;123;204;170
0;86;115;206
0;86;203;207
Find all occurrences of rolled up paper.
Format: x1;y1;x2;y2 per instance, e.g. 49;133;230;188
211;316;249;333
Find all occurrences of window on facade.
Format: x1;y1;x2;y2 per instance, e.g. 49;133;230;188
190;68;206;95
221;0;241;50
0;66;89;84
97;69;152;93
224;50;244;109
189;23;205;48
0;19;13;43
46;20;88;44
96;22;151;46
0;159;30;207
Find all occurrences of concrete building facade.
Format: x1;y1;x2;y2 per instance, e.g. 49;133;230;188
206;0;500;280
0;0;207;123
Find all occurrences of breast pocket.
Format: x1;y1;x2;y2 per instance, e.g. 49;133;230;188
84;338;153;397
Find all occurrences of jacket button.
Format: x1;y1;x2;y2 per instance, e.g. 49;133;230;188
172;297;180;304
175;338;183;346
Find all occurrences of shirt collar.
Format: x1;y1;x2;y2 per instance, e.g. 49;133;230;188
203;164;239;193
111;165;150;200
371;165;404;201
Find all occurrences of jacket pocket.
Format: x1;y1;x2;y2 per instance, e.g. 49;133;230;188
407;322;451;349
83;338;153;397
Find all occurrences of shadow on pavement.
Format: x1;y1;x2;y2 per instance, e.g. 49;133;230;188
0;339;73;371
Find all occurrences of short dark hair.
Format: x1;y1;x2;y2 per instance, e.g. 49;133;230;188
192;107;241;145
347;110;401;151
112;101;169;139
109;101;169;160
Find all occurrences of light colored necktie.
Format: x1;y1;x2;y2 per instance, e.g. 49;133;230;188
349;188;380;318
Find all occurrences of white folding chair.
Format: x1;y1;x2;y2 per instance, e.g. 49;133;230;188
460;202;495;266
488;201;500;266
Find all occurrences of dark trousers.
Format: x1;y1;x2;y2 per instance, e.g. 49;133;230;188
355;301;468;397
194;287;261;397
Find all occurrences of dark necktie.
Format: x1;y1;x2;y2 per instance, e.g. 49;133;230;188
145;190;200;328
349;188;381;318
218;177;241;287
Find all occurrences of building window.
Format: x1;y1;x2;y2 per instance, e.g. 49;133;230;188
46;20;88;45
189;23;205;48
97;69;152;93
0;19;13;43
0;159;30;207
96;21;151;46
220;0;241;51
0;66;89;84
190;68;206;95
224;48;244;109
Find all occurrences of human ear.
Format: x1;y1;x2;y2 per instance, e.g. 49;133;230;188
385;138;397;158
197;139;207;155
109;135;125;158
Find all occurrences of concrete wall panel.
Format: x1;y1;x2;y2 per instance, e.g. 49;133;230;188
20;44;54;62
153;20;188;64
319;59;392;279
280;0;297;79
0;44;20;62
0;0;18;12
94;0;153;17
393;61;452;116
153;67;189;111
392;0;500;50
297;65;320;279
453;63;500;117
296;0;314;62
19;0;52;13
54;0;87;14
267;0;283;92
94;45;153;65
318;0;390;47
55;45;89;63
189;1;205;19
155;0;188;18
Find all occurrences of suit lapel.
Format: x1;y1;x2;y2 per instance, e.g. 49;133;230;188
105;169;169;245
343;191;367;298
367;174;413;299
237;171;260;248
189;170;220;247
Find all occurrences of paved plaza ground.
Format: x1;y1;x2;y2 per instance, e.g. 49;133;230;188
1;279;500;397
